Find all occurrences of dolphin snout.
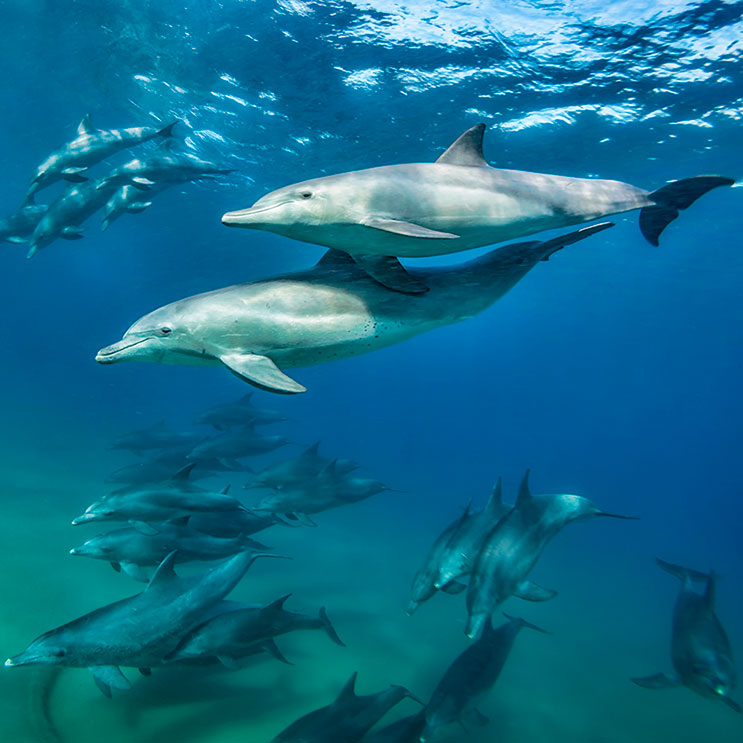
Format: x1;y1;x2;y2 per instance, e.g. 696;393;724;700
222;202;286;227
96;336;149;364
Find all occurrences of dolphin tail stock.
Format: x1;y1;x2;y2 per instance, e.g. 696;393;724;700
655;557;711;586
318;606;346;647
640;175;735;246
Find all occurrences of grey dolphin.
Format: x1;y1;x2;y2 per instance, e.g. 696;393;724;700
632;558;740;713
26;115;176;198
188;428;290;461
466;470;636;638
111;420;205;454
420;615;546;741
96;142;233;191
70;516;269;581
272;672;418;742
363;712;427;743
222;123;734;292
96;222;614;394
185;508;293;538
101;182;171;231
26;177;122;257
166;594;344;666
4;550;266;696
195;392;288;430
0;197;48;244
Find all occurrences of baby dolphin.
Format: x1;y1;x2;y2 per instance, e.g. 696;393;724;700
0;196;48;245
96;222;614;394
272;672;418;742
101;182;171;231
27;114;175;198
466;470;635;638
4;551;267;696
222;123;733;292
633;558;740;713
420;614;546;741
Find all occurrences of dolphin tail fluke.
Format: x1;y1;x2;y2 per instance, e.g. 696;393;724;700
655;557;710;586
319;606;346;646
640;176;734;246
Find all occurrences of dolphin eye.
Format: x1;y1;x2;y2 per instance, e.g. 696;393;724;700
54;649;66;658
160;327;172;336
300;191;312;199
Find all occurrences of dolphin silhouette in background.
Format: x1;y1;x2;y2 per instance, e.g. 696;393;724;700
633;558;740;713
0;196;48;245
96;222;614;394
27;114;175;199
222;123;734;292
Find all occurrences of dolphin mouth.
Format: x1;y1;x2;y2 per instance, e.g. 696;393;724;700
96;336;150;364
71;513;98;526
221;203;287;226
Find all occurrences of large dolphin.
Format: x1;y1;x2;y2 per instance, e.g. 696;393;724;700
27;115;175;198
4;551;265;696
96;222;614;394
221;123;734;292
465;470;636;638
0;197;48;245
633;558;740;713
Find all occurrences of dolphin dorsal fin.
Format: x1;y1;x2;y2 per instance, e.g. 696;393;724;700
485;476;503;511
333;672;358;706
171;463;196;481
265;593;292;612
146;551;178;592
304;440;322;458
516;470;532;507
316;249;357;267
77;114;96;137
220;484;231;495
435;123;488;168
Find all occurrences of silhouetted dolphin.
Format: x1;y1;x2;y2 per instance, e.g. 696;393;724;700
222;123;733;292
96;222;613;394
27;115;175;198
0;196;48;245
633;558;740;713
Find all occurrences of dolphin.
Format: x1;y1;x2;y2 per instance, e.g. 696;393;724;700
221;123;734;292
4;551;267;696
26;115;176;198
69;516;269;581
166;594;344;666
465;470;636;638
363;712;427;743
420;615;546;742
632;559;740;713
272;672;418;742
185;508;295;538
188;428;290;461
96;222;614;394
195;392;288;430
26;177;123;257
111;420;205;454
0;197;48;245
96;141;233;191
101;182;171;231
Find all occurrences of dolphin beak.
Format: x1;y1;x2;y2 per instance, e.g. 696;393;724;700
95;336;149;364
71;513;95;525
221;203;285;227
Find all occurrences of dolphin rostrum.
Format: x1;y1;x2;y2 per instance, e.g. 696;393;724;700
96;222;614;394
632;558;740;713
27;115;175;198
221;123;734;292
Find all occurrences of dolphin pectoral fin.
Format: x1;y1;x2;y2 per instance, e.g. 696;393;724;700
131;177;156;191
513;581;558;602
90;666;131;697
218;352;307;395
5;236;27;244
60;226;85;240
360;216;459;240
216;655;243;670
127;201;153;213
138;667;152;676
293;512;318;527
351;254;429;294
61;167;88;183
128;520;160;536
631;673;680;689
110;562;122;572
441;580;467;595
262;639;293;665
463;707;489;728
120;562;150;582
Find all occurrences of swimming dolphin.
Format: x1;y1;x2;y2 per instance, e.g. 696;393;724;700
466;470;636;638
188;428;290;461
633;558;740;713
195;392;288;430
4;550;267;696
70;516;269;581
111;420;205;454
420;615;546;741
26;177;122;257
26;115;176;198
166;594;343;666
363;712;427;743
96;222;614;394
185;508;295;538
96;142;233;191
0;197;48;245
101;182;171;231
221;123;734;292
272;672;418;742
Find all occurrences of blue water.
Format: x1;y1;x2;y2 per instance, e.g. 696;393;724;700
1;1;741;741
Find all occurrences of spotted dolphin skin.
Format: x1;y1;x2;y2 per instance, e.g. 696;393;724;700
95;222;614;394
27;115;176;199
632;559;740;713
221;123;734;292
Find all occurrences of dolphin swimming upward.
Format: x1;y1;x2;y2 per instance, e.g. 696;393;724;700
96;222;613;394
222;123;734;293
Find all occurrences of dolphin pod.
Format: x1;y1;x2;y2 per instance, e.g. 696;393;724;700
221;123;734;292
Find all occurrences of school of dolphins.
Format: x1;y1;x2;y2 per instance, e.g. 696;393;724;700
2;113;740;741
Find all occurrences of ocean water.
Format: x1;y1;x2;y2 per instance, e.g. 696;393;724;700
1;1;741;741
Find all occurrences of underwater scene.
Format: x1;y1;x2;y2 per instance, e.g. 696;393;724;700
1;1;741;741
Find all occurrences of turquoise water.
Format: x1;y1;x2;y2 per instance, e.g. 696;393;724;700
1;1;741;741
